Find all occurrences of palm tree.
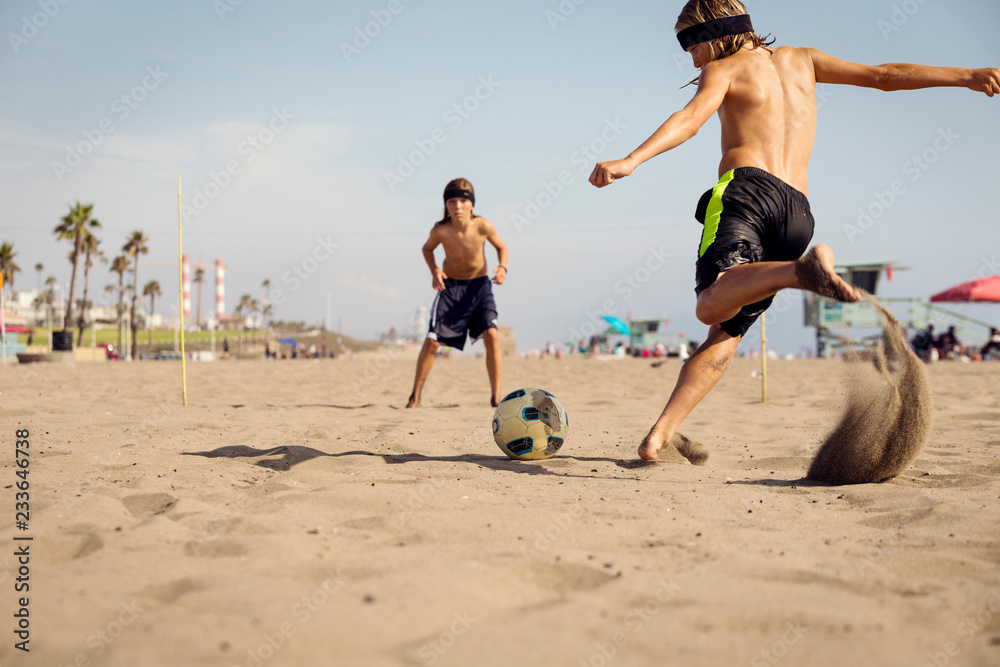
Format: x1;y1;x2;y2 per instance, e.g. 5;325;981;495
76;232;103;345
0;241;20;294
31;296;43;325
261;278;272;331
122;231;148;360
34;262;43;293
234;294;254;355
262;302;274;332
53;202;101;330
110;255;129;352
44;276;57;331
143;280;161;347
235;293;253;322
193;267;205;328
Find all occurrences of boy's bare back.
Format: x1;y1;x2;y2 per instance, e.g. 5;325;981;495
705;45;819;193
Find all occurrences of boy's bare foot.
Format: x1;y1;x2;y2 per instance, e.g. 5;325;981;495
406;392;419;408
638;432;709;464
795;244;861;302
638;433;688;463
491;395;500;408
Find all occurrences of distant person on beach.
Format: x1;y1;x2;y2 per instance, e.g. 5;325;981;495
911;324;938;361
981;328;1000;360
407;178;508;408
935;325;965;360
588;0;999;461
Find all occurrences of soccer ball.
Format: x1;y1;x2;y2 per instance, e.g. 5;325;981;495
492;388;569;460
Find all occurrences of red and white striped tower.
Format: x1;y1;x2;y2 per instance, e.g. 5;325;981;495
215;259;225;320
181;254;191;321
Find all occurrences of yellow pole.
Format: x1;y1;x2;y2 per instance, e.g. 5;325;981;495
178;175;188;406
760;314;767;403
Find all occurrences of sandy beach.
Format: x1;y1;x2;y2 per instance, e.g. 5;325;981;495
2;353;999;667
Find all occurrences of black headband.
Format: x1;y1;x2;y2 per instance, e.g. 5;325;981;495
443;188;475;205
676;14;754;51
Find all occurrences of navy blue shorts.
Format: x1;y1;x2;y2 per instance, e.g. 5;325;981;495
694;167;814;338
427;276;498;350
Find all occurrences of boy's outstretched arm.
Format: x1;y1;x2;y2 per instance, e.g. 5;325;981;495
589;63;729;188
805;48;1000;96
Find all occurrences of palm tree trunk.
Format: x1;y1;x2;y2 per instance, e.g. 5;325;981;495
197;280;204;329
64;231;82;330
117;274;125;352
76;250;92;346
130;262;139;359
148;295;155;348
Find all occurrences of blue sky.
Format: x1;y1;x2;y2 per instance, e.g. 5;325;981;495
2;0;998;354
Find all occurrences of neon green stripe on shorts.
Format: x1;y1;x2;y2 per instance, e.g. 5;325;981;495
699;169;736;258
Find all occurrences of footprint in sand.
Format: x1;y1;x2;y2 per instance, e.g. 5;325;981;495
526;561;619;595
140;577;206;604
858;507;936;529
48;526;104;562
342;516;388;531
183;539;249;558
121;493;177;518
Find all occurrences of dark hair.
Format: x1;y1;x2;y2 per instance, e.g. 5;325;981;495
435;177;479;226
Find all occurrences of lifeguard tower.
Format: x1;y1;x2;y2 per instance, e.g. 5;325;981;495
805;260;996;357
803;260;896;357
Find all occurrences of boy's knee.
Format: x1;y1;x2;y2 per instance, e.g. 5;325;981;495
482;328;499;344
695;296;721;326
425;338;441;352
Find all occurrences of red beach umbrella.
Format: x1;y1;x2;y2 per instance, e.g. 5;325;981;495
929;275;1000;303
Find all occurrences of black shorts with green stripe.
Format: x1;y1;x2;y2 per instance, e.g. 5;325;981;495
694;166;814;338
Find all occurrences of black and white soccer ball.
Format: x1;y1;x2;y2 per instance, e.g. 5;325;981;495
491;388;569;460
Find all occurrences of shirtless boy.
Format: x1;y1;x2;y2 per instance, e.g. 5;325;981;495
589;0;999;461
407;178;508;408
